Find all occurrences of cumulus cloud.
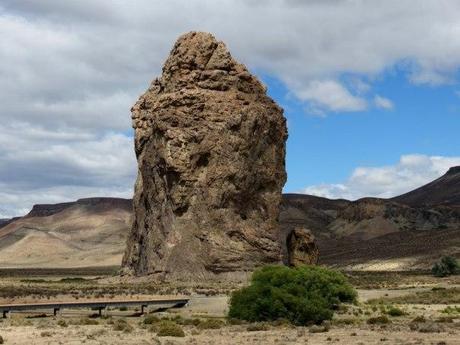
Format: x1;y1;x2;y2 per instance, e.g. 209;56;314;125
1;0;460;124
0;124;136;218
374;95;394;110
1;1;460;215
302;155;460;200
297;80;367;114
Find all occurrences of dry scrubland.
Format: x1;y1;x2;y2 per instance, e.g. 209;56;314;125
0;269;457;344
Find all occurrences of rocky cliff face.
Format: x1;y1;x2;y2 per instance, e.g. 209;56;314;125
122;32;287;280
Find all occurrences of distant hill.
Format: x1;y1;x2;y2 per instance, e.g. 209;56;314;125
0;198;131;268
0;167;459;270
0;217;21;229
393;166;460;207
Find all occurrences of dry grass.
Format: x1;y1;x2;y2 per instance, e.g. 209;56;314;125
368;287;460;304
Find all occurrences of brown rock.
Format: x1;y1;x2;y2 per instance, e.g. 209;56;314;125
287;227;319;266
122;32;287;280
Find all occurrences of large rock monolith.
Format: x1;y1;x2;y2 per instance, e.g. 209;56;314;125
122;32;287;281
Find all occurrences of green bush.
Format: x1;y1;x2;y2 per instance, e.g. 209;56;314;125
432;256;459;277
228;265;357;325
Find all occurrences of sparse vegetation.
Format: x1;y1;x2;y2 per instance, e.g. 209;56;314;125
432;256;459;277
368;287;460;304
1;268;459;344
228;265;357;325
246;323;269;332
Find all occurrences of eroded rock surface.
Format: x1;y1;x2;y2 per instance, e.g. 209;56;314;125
122;32;287;280
287;227;319;266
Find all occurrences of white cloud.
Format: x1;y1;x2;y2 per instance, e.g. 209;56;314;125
296;80;367;113
374;95;394;110
302;154;460;200
1;1;460;215
0;123;136;217
1;0;460;127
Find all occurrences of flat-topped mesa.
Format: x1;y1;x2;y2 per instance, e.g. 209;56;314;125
122;32;287;281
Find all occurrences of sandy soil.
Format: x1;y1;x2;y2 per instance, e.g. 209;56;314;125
0;272;458;344
0;291;457;345
0;319;458;345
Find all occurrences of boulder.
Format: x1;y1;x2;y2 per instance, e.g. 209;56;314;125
287;227;319;266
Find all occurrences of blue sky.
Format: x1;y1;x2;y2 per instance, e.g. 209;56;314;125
262;70;460;195
1;1;460;216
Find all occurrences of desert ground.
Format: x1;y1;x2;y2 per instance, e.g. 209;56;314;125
0;269;458;344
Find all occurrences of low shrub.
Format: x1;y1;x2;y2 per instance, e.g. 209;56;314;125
154;321;185;337
309;323;330;333
58;277;90;284
143;314;160;325
367;315;390;325
197;318;225;329
332;317;360;325
57;319;68;327
79;318;99;325
386;307;405;317
112;319;134;333
417;322;443;333
227;318;246;325
179;318;201;326
432;256;459;277
436;316;454;323
441;306;460;314
228;265;357;325
411;315;426;323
